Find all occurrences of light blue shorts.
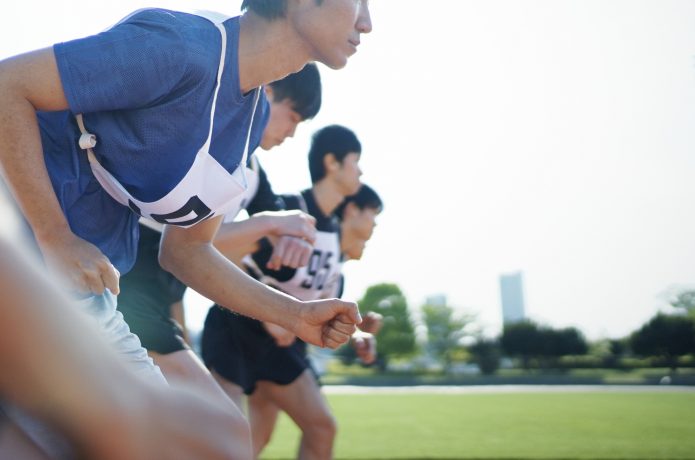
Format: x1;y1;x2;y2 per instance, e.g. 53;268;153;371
76;290;167;385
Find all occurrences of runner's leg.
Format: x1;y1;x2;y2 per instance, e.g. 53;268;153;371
255;370;336;460
247;388;281;457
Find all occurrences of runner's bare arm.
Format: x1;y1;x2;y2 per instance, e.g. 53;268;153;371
160;216;361;348
214;210;315;269
0;48;119;295
262;321;296;347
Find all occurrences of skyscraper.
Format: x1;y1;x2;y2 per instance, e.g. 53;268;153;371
500;271;526;323
425;294;447;307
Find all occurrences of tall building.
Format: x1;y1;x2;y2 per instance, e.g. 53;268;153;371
425;294;447;307
499;271;526;323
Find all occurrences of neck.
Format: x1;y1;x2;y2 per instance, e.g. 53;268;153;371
341;233;358;260
237;12;312;93
311;181;345;217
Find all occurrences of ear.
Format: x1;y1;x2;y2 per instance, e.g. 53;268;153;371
345;202;360;217
323;153;339;174
341;202;359;224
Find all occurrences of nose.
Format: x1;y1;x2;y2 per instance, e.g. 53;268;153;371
357;1;372;34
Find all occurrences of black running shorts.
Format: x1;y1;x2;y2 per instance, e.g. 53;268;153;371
201;305;310;395
117;225;188;354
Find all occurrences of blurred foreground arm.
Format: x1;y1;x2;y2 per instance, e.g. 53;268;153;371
0;239;243;459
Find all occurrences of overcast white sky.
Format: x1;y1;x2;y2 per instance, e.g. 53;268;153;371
3;0;694;340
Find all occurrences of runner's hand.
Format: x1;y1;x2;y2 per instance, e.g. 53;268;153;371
352;331;377;365
258;210;316;242
358;311;383;335
266;235;313;270
291;299;362;349
38;232;120;295
262;321;296;347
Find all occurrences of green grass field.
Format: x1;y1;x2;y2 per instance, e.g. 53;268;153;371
260;390;695;459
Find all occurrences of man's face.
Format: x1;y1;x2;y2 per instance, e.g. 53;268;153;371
334;152;362;196
290;0;372;69
260;97;303;150
341;203;379;260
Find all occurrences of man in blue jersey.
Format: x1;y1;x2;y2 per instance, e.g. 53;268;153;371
117;64;323;402
0;1;371;457
203;125;378;459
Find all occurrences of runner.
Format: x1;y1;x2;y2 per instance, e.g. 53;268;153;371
117;64;323;399
335;183;385;363
202;126;380;458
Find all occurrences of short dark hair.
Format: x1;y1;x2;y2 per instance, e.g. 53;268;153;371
308;125;361;183
335;184;383;219
240;0;287;19
269;63;322;120
241;0;323;20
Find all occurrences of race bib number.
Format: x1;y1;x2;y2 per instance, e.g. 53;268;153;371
301;249;334;291
147;196;213;226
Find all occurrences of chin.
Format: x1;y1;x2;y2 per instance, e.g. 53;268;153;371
319;53;349;70
346;247;364;260
260;140;279;151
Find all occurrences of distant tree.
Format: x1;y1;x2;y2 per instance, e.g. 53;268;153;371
544;327;588;357
630;313;695;370
607;338;628;368
591;338;627;368
670;290;695;310
469;338;501;375
421;303;473;372
358;283;417;370
501;321;588;369
336;338;358;366
500;321;543;369
609;339;627;357
670;290;695;320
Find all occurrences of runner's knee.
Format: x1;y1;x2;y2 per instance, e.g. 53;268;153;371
303;411;337;442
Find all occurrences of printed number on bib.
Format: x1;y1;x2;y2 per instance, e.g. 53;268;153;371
129;196;213;226
301;250;334;291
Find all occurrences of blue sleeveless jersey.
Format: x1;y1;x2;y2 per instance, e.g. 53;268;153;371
38;9;269;273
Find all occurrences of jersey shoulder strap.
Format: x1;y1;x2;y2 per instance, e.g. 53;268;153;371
279;192;308;213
